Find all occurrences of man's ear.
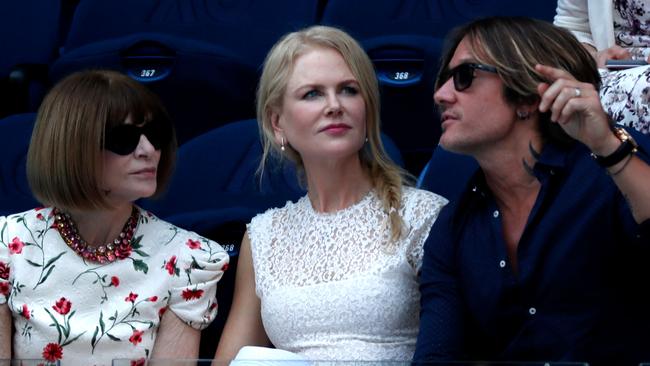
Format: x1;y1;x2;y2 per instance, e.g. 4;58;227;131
516;98;541;120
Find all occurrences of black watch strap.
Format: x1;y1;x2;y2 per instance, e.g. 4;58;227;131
591;128;638;167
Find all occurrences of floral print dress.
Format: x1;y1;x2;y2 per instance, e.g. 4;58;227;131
600;0;650;134
0;207;229;365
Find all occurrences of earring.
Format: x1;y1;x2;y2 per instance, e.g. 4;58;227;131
365;137;369;143
281;137;285;152
516;110;530;120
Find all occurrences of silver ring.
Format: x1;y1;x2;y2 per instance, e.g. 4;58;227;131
574;88;581;97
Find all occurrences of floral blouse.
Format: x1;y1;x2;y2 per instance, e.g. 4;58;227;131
0;207;229;365
613;0;650;60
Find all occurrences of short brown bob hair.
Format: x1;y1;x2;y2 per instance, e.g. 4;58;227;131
27;69;177;211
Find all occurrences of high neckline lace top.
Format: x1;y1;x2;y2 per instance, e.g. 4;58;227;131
248;187;447;360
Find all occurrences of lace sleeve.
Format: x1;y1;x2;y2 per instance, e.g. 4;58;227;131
402;188;448;273
168;231;229;330
246;209;277;298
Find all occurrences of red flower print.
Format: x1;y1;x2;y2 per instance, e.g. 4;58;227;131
165;255;177;275
181;288;204;301
131;358;146;366
52;297;71;315
148;296;158;302
125;292;138;303
129;329;144;345
111;276;120;287
222;263;229;272
210;303;217;310
0;282;9;296
42;343;63;362
186;239;201;250
21;304;30;319
8;237;24;254
0;261;9;280
36;213;44;221
158;307;167;318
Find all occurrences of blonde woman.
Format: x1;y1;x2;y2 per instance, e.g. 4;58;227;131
214;25;447;361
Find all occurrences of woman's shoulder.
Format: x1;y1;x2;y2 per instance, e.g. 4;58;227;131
249;195;306;228
398;186;448;232
401;186;448;210
1;207;53;232
136;207;228;259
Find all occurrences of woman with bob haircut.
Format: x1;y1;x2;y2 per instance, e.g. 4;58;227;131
0;69;229;365
214;25;447;361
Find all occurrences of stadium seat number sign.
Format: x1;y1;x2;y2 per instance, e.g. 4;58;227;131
140;69;157;78
393;72;410;80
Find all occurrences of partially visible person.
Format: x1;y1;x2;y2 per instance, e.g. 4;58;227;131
555;0;650;134
414;17;650;365
0;70;229;365
214;25;447;362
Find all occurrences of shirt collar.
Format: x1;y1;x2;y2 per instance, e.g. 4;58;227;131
468;141;577;197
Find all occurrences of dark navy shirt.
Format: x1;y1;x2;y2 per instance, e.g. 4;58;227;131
414;132;650;366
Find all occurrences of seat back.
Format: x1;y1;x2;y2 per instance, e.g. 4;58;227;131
138;119;304;219
63;0;321;67
440;0;557;24
0;0;76;117
50;33;259;145
417;145;478;204
0;113;40;216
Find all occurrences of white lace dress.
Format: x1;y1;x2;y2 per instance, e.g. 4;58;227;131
247;187;447;361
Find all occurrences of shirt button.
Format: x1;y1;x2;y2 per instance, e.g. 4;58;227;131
550;169;555;176
493;210;500;218
529;307;536;315
499;260;506;268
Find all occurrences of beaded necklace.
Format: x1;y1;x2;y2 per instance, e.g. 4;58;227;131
54;207;139;264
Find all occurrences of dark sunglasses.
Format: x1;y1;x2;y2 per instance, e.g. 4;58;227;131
104;119;172;155
441;63;498;92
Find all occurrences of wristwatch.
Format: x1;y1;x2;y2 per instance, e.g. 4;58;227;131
591;127;638;167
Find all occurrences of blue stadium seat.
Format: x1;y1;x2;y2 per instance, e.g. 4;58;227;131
0;113;40;216
0;0;77;118
440;0;557;23
50;33;259;145
138;118;303;220
49;0;322;144
417;145;478;204
62;0;321;69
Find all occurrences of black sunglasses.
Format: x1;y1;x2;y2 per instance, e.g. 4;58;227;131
104;119;172;155
441;63;498;92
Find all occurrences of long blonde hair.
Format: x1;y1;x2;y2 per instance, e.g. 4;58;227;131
257;25;410;240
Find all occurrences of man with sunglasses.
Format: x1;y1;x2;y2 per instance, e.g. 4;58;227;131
414;17;650;365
